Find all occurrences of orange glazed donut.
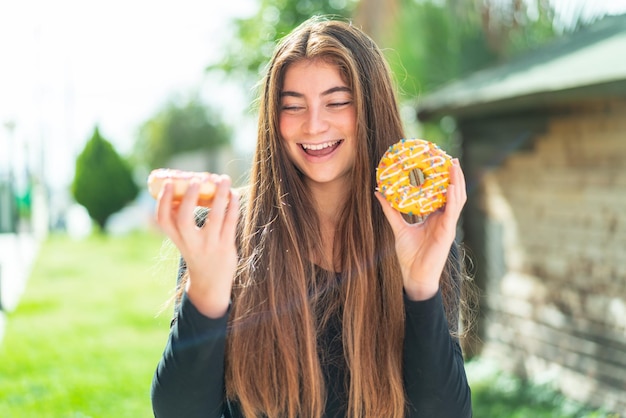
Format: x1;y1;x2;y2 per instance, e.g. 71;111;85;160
376;138;453;217
147;168;217;207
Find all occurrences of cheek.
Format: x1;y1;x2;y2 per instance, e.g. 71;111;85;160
278;115;295;140
335;108;357;135
345;109;357;132
278;118;299;161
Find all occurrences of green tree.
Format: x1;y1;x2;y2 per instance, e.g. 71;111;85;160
204;0;603;148
72;126;139;232
382;0;576;148
386;0;561;100
208;0;358;86
134;94;231;169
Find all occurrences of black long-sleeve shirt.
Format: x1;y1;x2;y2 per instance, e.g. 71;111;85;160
151;284;472;417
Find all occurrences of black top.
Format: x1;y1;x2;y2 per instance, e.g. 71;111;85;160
151;273;472;417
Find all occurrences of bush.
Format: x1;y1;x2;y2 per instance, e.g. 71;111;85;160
134;95;232;169
467;358;620;417
72;126;139;232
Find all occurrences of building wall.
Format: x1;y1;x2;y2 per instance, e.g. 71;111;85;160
462;99;626;413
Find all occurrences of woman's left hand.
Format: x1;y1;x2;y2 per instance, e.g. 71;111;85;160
376;158;467;301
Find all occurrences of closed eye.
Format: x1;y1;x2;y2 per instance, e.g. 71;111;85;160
281;104;305;112
329;101;352;108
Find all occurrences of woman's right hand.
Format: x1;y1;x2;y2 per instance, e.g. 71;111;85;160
155;174;240;318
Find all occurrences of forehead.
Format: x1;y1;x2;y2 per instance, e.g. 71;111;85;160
282;59;349;92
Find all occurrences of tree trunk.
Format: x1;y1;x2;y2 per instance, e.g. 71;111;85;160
353;0;399;46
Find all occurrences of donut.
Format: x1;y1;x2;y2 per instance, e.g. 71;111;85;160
147;168;217;207
376;138;453;217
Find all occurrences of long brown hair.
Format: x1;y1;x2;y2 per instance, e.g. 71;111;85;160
216;16;465;418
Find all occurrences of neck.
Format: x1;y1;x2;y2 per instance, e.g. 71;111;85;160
307;178;348;227
306;179;349;272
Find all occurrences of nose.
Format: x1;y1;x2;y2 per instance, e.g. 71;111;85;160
303;106;329;135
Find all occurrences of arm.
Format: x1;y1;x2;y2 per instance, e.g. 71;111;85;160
403;289;472;417
150;175;240;417
151;292;229;418
375;159;466;301
377;161;471;416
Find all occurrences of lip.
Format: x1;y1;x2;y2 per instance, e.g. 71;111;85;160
298;139;343;160
299;139;342;149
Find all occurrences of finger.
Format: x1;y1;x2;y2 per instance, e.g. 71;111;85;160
443;160;466;223
155;179;173;223
221;188;240;243
205;174;232;241
454;159;467;204
176;179;201;230
375;192;406;237
155;180;183;244
452;160;467;207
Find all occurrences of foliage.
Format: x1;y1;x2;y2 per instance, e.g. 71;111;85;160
134;94;232;170
383;0;570;147
466;358;620;417
386;0;560;100
72;126;139;232
207;0;358;86
0;232;175;417
207;0;565;98
204;0;570;147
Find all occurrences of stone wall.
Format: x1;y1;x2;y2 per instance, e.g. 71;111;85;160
472;99;626;413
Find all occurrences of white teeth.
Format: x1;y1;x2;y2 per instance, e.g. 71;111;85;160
301;140;340;150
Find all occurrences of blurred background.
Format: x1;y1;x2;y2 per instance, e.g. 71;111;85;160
1;0;625;416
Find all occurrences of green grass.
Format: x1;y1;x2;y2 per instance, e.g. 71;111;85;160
0;231;179;418
467;358;621;418
1;232;621;417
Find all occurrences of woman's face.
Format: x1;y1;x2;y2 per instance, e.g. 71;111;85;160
279;59;357;188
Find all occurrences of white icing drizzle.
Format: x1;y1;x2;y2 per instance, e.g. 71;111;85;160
377;140;450;214
378;142;429;181
151;168;211;181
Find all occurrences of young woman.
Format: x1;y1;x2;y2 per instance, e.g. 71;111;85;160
151;16;472;418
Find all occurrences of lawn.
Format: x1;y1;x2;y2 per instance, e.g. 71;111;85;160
0;232;620;417
466;358;620;418
0;231;178;418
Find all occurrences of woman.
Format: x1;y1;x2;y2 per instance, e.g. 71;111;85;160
151;16;472;418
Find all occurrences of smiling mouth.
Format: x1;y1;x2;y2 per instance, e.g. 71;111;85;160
300;139;343;156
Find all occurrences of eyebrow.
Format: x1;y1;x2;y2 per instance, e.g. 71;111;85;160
280;86;352;98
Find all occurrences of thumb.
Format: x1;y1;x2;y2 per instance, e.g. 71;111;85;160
375;192;406;237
